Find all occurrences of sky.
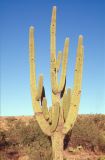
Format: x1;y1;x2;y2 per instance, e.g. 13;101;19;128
0;0;105;116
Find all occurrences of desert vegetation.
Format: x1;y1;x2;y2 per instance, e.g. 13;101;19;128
0;114;105;160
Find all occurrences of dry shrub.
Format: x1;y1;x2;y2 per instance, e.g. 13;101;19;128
69;115;105;152
0;114;105;160
2;118;52;159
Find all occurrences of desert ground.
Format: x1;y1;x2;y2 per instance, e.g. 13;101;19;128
0;115;105;160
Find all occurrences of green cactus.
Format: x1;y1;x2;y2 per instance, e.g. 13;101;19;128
29;6;84;160
56;51;62;72
62;88;71;121
51;102;60;132
42;98;49;120
49;106;52;124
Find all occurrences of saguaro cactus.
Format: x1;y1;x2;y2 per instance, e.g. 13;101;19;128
29;6;84;160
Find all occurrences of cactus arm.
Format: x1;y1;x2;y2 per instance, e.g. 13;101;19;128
29;26;37;95
50;6;59;94
50;7;69;94
51;71;58;94
63;35;84;134
56;51;62;72
59;38;69;92
50;6;56;62
58;106;64;129
36;75;43;100
62;88;71;122
52;92;57;105
67;88;71;111
49;106;52;124
29;26;43;102
29;26;40;113
51;102;60;132
42;98;49;120
62;92;67;121
34;101;51;136
73;35;83;91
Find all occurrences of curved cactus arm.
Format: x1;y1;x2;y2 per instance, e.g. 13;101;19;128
34;101;51;136
58;38;69;92
42;98;49;120
56;51;62;72
63;35;84;134
29;26;43;101
50;102;60;132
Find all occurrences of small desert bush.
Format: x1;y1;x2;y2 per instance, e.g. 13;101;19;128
69;115;105;152
25;145;52;160
98;131;105;152
5;118;51;146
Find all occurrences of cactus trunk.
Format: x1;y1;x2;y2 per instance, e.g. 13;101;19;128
51;132;64;160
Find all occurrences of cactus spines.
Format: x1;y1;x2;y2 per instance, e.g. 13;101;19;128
29;6;84;160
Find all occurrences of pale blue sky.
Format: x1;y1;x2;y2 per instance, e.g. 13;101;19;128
1;0;105;116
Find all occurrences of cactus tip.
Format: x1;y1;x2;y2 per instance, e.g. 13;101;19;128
30;26;34;31
66;37;70;42
78;35;83;45
79;35;83;40
53;6;56;10
39;74;43;80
